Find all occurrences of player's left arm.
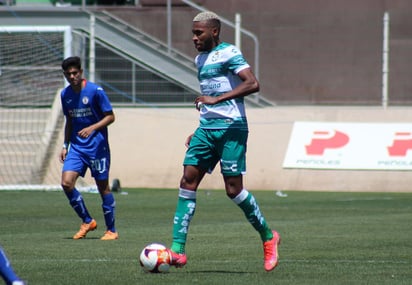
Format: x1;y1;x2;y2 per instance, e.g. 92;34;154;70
77;111;115;138
195;67;259;106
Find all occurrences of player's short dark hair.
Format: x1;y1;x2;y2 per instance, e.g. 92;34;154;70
61;56;81;71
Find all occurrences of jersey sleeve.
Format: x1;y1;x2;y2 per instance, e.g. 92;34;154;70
96;87;113;113
226;46;250;74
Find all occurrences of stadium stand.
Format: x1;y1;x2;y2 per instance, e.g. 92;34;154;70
1;1;412;191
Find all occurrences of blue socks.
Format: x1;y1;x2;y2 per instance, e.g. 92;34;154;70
65;189;116;232
65;188;92;223
102;193;116;232
0;247;22;285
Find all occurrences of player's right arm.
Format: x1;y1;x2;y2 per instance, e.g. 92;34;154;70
59;117;72;163
195;67;259;106
77;111;115;138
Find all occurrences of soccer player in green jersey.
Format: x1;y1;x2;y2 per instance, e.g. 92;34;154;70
167;11;281;272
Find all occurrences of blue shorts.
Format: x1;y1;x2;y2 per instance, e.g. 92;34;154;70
183;127;248;176
62;145;111;180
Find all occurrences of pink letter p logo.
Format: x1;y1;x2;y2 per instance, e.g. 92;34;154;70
387;132;412;156
306;130;349;155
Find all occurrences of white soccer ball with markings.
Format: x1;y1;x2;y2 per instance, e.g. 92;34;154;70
139;243;171;273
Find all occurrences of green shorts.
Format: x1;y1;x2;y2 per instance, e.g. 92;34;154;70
183;127;248;176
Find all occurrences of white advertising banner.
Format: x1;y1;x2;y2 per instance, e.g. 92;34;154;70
283;122;412;170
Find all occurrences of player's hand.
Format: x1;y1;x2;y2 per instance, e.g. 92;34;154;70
185;133;194;148
78;126;93;138
194;97;204;110
59;148;67;163
194;96;218;110
195;101;203;111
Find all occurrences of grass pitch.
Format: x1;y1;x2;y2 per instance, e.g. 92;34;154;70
0;189;411;285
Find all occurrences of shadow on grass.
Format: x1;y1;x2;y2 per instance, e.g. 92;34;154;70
181;270;252;274
62;237;101;240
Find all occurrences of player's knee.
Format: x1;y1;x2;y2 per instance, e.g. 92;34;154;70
61;171;78;191
61;178;74;191
224;176;243;198
180;175;197;190
180;165;204;189
226;189;241;199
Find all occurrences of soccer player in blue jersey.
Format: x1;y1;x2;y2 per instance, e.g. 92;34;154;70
167;11;281;271
59;56;118;240
0;246;25;285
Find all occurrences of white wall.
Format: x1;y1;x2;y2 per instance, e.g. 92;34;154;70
56;106;412;192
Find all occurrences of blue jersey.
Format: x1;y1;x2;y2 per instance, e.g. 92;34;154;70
195;42;250;130
61;80;113;154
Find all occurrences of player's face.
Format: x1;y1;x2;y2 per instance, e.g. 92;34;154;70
192;21;218;52
63;66;83;88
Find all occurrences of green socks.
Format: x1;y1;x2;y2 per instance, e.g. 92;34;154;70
232;189;273;242
171;188;197;254
171;188;273;254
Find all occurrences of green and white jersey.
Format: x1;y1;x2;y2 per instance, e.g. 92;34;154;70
195;42;250;130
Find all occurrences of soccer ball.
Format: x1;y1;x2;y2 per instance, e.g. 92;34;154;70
139;243;171;273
